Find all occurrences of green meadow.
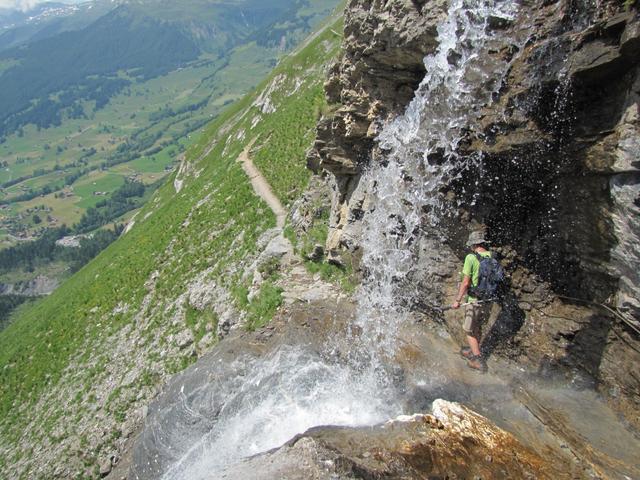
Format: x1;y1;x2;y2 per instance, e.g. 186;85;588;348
0;41;291;242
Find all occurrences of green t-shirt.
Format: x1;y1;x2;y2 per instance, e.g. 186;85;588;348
462;251;492;302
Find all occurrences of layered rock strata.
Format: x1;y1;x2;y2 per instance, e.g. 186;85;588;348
308;0;449;255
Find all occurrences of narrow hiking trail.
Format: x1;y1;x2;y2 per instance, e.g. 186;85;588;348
237;139;341;305
238;140;287;229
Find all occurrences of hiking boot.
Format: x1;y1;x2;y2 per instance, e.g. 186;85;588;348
467;355;487;373
459;346;474;359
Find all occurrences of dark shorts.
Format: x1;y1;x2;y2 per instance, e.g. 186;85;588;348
463;302;491;337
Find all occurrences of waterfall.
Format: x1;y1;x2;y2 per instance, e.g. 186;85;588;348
159;1;519;478
355;0;518;353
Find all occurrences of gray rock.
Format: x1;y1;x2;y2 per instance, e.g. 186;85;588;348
610;72;640;318
261;234;292;260
174;330;194;349
308;0;448;259
99;458;112;477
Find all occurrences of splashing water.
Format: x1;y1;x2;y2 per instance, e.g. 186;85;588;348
161;347;399;479
160;1;519;478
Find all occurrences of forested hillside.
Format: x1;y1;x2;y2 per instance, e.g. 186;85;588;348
0;0;334;138
0;6;200;136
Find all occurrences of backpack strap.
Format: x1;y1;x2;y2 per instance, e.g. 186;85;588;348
473;251;490;261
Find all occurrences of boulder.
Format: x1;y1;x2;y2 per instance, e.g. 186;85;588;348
99;458;112;478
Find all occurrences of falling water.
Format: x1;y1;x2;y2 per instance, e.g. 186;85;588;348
355;0;518;352
159;1;519;478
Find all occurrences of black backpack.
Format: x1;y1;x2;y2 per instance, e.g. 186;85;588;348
468;252;505;301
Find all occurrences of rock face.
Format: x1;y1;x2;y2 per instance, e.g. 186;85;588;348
309;0;640;427
309;0;448;256
310;0;446;175
218;400;567;480
0;275;58;297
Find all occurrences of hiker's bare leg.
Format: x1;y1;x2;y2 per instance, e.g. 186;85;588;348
466;335;481;357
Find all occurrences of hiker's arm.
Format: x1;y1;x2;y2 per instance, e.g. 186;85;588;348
452;275;471;309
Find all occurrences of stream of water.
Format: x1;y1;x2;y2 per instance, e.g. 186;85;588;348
354;0;518;353
160;2;519;478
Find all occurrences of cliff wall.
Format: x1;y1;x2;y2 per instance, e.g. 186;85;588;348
309;0;640;426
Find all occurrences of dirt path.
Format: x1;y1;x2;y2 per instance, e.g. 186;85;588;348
238;140;287;228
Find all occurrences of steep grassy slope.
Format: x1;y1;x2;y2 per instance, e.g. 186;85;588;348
0;12;343;479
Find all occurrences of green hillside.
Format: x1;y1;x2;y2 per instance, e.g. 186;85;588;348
0;6;198;136
0;0;341;312
0;11;344;479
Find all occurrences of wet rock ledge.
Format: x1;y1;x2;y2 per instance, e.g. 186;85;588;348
220;400;567;480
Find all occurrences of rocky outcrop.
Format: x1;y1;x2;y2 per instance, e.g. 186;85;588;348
464;7;640;310
310;0;447;173
309;0;640;427
309;0;448;256
0;275;58;297
218;400;568;480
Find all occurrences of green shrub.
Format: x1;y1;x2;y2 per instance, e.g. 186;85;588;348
245;281;284;331
258;256;281;280
185;305;218;344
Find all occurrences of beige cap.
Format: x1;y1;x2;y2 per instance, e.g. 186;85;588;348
466;230;490;247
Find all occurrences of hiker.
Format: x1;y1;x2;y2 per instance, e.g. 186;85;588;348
452;230;504;371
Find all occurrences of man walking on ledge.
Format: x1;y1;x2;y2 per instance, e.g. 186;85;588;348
452;230;499;372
